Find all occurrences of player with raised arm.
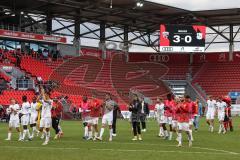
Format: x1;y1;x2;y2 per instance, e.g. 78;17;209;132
97;93;115;141
20;95;32;141
38;87;53;145
5;98;22;141
206;96;217;132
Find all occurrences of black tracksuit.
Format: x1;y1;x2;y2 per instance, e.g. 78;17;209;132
139;101;149;130
129;100;142;136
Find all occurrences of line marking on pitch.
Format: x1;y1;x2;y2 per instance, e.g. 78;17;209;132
0;145;238;155
57;141;239;155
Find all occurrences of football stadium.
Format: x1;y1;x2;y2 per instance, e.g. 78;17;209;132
0;0;240;160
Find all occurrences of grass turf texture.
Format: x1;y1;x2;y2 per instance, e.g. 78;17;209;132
0;118;240;160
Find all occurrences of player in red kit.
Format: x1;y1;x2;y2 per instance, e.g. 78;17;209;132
188;99;197;141
176;95;193;147
88;98;102;140
163;94;175;140
223;96;233;132
80;96;91;140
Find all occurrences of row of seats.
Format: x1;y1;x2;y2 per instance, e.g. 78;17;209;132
192;62;240;97
0;90;35;105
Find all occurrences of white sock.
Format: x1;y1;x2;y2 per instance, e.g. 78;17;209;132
7;132;12;140
27;129;31;138
99;128;104;138
94;132;98;138
189;129;193;141
88;131;93;138
84;126;88;137
46;131;50;142
22;130;27;140
32;127;36;137
169;131;173;140
219;124;222;132
19;132;22;140
164;130;169;137
58;126;62;133
160;127;163;135
178;133;182;144
109;129;113;140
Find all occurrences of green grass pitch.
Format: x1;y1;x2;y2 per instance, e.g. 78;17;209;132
0;118;240;160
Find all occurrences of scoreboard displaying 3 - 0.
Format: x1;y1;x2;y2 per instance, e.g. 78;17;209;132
160;24;206;52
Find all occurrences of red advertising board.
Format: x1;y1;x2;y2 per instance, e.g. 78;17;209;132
0;29;67;44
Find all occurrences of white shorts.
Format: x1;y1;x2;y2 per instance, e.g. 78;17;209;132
9;119;20;128
82;116;91;123
206;111;215;120
218;112;225;121
40;117;52;128
172;120;178;128
102;113;113;126
21;115;30;126
178;122;190;131
164;116;173;125
30;113;38;124
157;115;165;124
90;117;99;125
189;118;194;125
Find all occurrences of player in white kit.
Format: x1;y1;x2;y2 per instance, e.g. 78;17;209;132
5;98;22;141
38;88;53;145
154;97;165;137
216;98;227;134
30;96;40;138
20;95;32;141
206;96;217;132
97;93;115;141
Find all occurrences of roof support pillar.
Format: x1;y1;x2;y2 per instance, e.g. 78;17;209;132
123;25;129;62
229;24;234;61
99;22;106;59
46;13;52;35
73;13;81;56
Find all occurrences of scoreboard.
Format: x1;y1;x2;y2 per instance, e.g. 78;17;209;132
160;24;206;52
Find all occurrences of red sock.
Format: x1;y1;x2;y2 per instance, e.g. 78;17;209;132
229;120;233;128
224;122;228;130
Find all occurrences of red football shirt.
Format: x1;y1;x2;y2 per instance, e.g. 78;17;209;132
164;100;174;117
51;102;63;118
89;99;102;118
176;101;192;123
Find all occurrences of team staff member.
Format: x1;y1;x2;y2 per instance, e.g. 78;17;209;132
139;97;149;132
129;94;142;141
52;98;63;140
112;100;120;136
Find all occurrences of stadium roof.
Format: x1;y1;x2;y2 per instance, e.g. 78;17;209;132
1;0;240;33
